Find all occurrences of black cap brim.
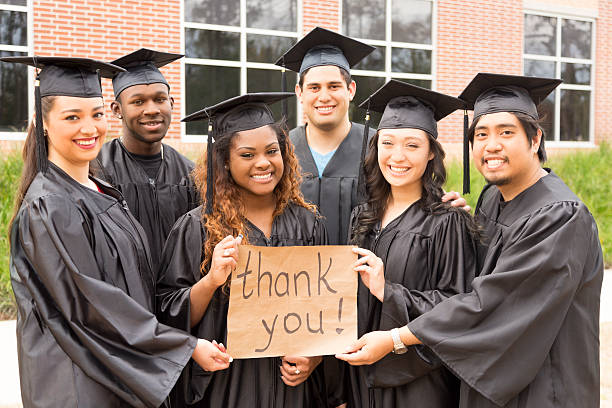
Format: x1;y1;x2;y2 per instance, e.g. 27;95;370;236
0;56;125;78
274;26;375;73
360;79;465;121
111;48;183;69
459;72;562;111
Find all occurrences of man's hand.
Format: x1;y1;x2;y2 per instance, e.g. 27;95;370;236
442;191;471;212
280;355;322;386
335;331;394;366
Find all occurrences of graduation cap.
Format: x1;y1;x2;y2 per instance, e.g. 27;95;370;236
356;79;463;199
110;48;183;98
458;72;562;193
274;26;375;120
182;92;295;214
0;56;125;173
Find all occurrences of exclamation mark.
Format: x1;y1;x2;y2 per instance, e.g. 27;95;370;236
336;297;344;334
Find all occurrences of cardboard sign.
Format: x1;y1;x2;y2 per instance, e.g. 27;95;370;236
227;245;357;359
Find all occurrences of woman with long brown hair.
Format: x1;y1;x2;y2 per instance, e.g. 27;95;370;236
156;93;330;407
4;56;231;408
336;80;479;407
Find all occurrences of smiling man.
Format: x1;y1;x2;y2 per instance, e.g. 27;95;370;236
95;48;198;267
336;73;604;408
276;27;375;245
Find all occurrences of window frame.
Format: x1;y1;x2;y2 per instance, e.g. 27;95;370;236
339;0;437;89
523;9;596;147
0;0;33;141
180;0;303;142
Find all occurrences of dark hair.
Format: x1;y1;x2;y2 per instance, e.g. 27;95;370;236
9;96;56;235
298;66;352;89
468;112;547;162
350;130;480;246
192;120;316;281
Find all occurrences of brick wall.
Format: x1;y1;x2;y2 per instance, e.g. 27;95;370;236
595;0;612;144
32;0;183;141
302;0;340;33
436;0;524;155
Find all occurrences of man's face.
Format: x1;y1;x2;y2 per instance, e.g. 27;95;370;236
295;65;355;132
472;111;541;188
114;83;173;145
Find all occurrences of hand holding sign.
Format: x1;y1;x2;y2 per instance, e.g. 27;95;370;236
209;234;243;287
227;245;357;359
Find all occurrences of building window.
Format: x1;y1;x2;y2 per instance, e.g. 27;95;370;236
342;0;434;125
183;0;299;137
523;12;594;143
0;0;29;139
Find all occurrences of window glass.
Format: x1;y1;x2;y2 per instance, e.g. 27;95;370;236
185;65;241;135
342;0;386;41
562;19;591;59
247;34;295;64
524;59;556;78
560;90;590;141
0;10;27;46
0;50;28;132
392;0;432;44
524;14;556;56
185;29;240;60
184;0;240;26
246;0;297;31
561;63;591;85
391;48;431;74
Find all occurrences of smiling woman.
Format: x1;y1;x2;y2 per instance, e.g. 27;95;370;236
155;92;339;407
2;56;232;408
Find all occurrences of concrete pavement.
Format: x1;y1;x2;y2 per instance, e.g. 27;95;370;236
1;270;612;408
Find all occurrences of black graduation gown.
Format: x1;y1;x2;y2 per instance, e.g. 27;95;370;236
289;122;374;245
156;203;331;408
347;203;477;407
95;138;199;267
407;171;603;408
9;163;197;408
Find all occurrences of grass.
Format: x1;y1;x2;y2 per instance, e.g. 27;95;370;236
0;144;610;319
0;149;22;320
444;143;612;268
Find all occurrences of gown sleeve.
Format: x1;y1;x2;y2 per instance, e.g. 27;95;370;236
407;201;598;407
12;195;196;408
156;210;204;331
368;209;477;389
380;210;477;329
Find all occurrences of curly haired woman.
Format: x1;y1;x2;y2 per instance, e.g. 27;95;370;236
156;93;331;407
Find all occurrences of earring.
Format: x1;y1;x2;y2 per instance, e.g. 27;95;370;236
44;129;48;137
224;164;229;170
117;114;123;119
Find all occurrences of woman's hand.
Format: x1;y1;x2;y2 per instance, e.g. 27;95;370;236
352;247;385;302
279;355;322;386
335;331;394;366
192;338;233;372
441;191;471;212
207;234;243;288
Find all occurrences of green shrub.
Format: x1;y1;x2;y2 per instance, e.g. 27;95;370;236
0;150;22;319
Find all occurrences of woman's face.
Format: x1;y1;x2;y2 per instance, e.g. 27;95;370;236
377;128;433;191
44;96;106;168
228;125;284;199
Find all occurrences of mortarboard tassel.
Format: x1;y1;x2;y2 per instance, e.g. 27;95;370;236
34;70;48;174
462;109;470;195
357;101;371;203
280;57;288;126
205;118;214;215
